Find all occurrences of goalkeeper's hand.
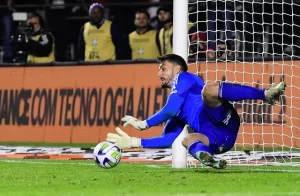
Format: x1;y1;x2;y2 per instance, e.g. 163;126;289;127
106;127;142;150
121;115;148;131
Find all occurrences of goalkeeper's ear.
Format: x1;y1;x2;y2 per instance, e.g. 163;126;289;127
115;127;128;137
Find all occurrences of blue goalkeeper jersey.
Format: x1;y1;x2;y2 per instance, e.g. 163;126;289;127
146;72;205;132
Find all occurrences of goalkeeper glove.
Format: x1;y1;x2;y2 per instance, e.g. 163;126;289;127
121;115;148;131
106;127;142;149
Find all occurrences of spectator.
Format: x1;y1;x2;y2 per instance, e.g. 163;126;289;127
206;0;235;59
129;10;159;60
78;3;125;61
23;12;55;63
189;32;207;59
155;6;196;56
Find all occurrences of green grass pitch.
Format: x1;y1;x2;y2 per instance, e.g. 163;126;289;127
1;159;300;196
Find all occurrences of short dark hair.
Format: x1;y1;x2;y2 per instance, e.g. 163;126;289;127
157;54;188;72
135;10;150;20
27;12;45;28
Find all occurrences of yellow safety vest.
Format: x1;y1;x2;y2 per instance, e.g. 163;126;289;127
83;20;115;61
27;33;55;63
158;23;195;55
129;29;159;59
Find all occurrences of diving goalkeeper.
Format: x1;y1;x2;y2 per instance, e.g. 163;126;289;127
106;54;286;169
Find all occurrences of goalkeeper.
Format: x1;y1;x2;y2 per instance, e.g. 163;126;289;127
107;54;286;169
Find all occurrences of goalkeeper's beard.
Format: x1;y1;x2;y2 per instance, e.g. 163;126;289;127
161;78;172;89
161;83;169;89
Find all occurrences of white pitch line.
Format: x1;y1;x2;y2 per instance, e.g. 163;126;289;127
0;159;96;166
112;193;300;196
1;160;300;173
248;168;300;173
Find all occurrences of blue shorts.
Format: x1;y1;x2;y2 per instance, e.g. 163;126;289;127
198;100;240;155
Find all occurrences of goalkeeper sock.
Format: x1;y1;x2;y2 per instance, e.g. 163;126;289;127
188;141;212;160
219;82;265;101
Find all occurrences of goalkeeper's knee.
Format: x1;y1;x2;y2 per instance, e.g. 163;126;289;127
182;133;209;148
201;82;222;107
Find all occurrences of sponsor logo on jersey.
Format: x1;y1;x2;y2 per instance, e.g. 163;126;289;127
170;73;180;94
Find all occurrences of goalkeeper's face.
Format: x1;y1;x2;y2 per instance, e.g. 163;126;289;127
158;60;180;89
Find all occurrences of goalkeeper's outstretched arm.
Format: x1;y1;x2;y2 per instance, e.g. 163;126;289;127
141;117;185;148
106;117;185;149
145;74;193;128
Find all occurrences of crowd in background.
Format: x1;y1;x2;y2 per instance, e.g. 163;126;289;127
0;0;299;64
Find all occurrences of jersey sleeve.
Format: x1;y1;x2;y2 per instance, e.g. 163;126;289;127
145;73;194;127
141;117;185;148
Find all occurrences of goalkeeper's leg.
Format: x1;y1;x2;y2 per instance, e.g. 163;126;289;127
183;96;241;169
182;133;227;169
202;81;286;106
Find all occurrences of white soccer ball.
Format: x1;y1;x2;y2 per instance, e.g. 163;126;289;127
93;141;122;169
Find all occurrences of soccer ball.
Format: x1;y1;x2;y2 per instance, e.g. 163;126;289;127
93;141;122;169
